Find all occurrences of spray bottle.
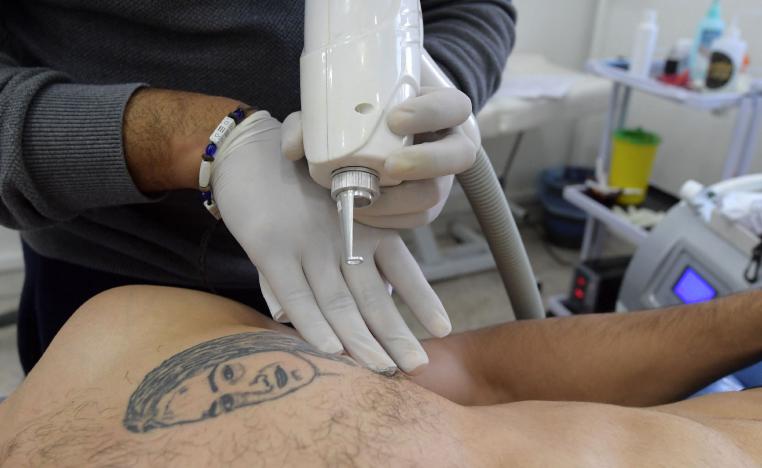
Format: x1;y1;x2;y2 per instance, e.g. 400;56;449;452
689;0;725;86
629;9;659;78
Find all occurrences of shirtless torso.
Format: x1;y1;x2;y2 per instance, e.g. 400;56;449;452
1;286;761;467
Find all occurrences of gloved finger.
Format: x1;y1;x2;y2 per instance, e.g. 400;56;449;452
375;236;452;338
258;275;289;323
303;260;396;373
273;309;289;323
357;176;453;217
281;111;306;161
356;180;451;229
384;280;394;296
261;262;344;354
384;131;477;181
387;87;472;136
356;206;438;230
342;258;429;374
218;111;279;156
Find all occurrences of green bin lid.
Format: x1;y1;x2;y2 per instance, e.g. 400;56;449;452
614;128;661;146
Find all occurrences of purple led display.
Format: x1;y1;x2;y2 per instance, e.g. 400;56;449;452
672;267;717;304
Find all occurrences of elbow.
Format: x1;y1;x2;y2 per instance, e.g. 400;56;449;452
422;0;516;111
0;183;63;231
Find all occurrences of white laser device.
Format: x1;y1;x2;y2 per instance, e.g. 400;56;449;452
301;0;423;265
299;0;546;320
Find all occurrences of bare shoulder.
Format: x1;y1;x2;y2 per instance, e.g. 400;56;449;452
0;287;470;466
1;329;467;467
1;286;284;408
0;286;293;462
69;285;284;335
0;331;379;467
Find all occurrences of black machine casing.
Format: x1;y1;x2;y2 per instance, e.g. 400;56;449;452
566;257;631;314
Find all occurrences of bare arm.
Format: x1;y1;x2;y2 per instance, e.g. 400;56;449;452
123;88;245;192
0;33;244;229
414;291;762;406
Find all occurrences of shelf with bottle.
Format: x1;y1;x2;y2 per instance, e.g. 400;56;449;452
586;59;759;112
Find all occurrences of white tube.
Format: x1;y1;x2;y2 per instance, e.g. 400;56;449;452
422;51;545;320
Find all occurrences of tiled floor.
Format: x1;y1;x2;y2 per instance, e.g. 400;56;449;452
397;222;578;337
0;222;579;398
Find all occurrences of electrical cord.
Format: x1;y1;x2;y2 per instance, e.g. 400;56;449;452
528;217;577;268
498;132;525;189
198;219;223;294
0;310;17;328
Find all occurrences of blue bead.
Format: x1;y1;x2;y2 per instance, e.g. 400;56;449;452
232;109;245;123
201;191;213;202
205;143;217;157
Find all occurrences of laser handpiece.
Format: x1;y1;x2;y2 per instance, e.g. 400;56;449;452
299;0;546;319
300;0;422;265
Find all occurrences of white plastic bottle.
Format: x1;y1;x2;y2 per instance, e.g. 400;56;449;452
629;9;659;78
705;18;748;92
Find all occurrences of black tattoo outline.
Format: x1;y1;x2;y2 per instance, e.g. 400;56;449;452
123;332;355;433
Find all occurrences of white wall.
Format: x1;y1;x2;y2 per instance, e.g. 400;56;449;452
501;0;762;197
484;1;600;198
512;1;598;69
0;226;23;313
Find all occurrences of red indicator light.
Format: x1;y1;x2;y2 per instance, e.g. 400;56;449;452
576;276;587;287
574;288;585;300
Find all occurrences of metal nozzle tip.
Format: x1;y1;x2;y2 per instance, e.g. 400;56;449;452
332;168;380;267
337;190;363;266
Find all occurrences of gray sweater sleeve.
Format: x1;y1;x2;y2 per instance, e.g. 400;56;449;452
0;2;513;231
421;0;516;112
0;33;150;230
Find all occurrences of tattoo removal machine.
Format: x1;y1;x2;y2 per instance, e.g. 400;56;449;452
300;0;546;320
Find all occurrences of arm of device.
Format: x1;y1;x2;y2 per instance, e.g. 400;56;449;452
414;291;762;406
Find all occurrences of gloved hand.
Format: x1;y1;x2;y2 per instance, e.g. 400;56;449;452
211;111;452;374
281;86;477;229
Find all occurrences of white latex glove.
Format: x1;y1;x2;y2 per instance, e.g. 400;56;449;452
281;86;477;229
211;111;452;374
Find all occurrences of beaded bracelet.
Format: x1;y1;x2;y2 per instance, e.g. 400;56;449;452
198;106;250;219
